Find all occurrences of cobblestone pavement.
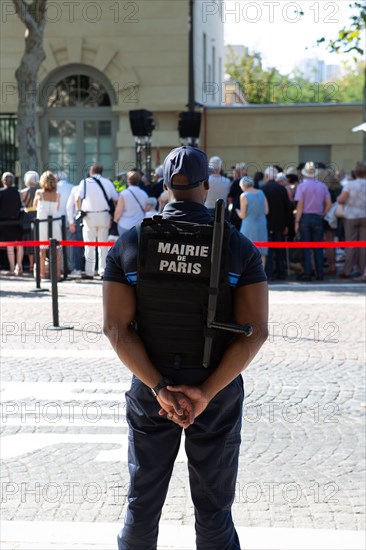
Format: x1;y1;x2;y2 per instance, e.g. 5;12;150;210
0;273;365;540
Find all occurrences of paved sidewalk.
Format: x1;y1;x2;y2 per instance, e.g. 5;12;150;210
2;521;365;550
1;273;365;550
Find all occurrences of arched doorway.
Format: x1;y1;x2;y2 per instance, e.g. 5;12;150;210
40;65;118;183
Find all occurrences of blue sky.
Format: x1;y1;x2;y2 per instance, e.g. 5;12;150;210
223;1;358;73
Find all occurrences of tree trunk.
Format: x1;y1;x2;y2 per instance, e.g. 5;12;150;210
15;30;45;175
13;0;47;178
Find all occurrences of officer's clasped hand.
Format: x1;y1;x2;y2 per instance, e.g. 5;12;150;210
157;385;210;427
166;384;210;421
157;387;195;428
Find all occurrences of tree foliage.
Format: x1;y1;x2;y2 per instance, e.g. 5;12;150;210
315;0;365;160
335;61;364;103
226;2;365;106
225;47;283;104
225;47;363;105
316;1;366;58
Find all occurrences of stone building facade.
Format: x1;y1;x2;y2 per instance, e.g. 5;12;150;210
1;0;224;181
0;0;363;181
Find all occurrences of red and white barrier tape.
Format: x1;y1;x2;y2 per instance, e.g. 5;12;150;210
0;240;365;249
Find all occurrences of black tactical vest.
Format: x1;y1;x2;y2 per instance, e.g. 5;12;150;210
136;217;235;371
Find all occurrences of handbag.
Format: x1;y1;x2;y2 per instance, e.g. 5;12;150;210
335;203;345;218
109;221;119;236
324;202;338;229
289;233;303;264
75;210;87;221
18;209;32;234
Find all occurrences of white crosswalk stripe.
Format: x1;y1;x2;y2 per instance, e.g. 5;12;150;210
1;381;188;462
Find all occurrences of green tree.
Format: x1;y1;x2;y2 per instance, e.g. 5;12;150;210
316;1;366;58
283;62;364;104
270;71;341;105
335;61;364;103
225;47;362;105
225;46;284;104
316;1;366;159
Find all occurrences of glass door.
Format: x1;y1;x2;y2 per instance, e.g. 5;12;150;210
83;120;114;180
42;113;116;184
40;68;117;184
48;119;77;173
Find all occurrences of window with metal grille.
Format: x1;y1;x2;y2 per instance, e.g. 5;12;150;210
0;114;18;175
47;75;111;108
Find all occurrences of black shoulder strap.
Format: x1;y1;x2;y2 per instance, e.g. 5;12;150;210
91;176;110;209
127;188;145;214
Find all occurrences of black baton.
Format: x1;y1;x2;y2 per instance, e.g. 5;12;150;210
202;199;253;369
203;199;225;368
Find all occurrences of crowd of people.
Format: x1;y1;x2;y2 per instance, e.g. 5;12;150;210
212;158;366;282
0;157;365;282
0;164;160;280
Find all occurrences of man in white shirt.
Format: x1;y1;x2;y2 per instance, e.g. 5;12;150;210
66;184;84;275
76;163;118;279
56;172;74;275
204;156;231;215
56;172;74;220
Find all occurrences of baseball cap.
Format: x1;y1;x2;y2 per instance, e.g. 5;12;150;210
163;146;211;190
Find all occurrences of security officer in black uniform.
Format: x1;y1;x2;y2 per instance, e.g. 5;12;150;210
103;146;268;550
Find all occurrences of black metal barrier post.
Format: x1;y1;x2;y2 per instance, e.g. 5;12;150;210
47;215;53;239
31;219;49;293
285;236;291;278
61;215;69;279
48;238;73;331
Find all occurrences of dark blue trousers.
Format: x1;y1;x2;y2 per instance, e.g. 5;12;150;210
118;376;244;550
265;229;287;279
72;218;84;271
300;214;324;277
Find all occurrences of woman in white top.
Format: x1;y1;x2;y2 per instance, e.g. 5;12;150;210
204;156;231;214
114;171;148;235
337;162;366;278
33;171;61;279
